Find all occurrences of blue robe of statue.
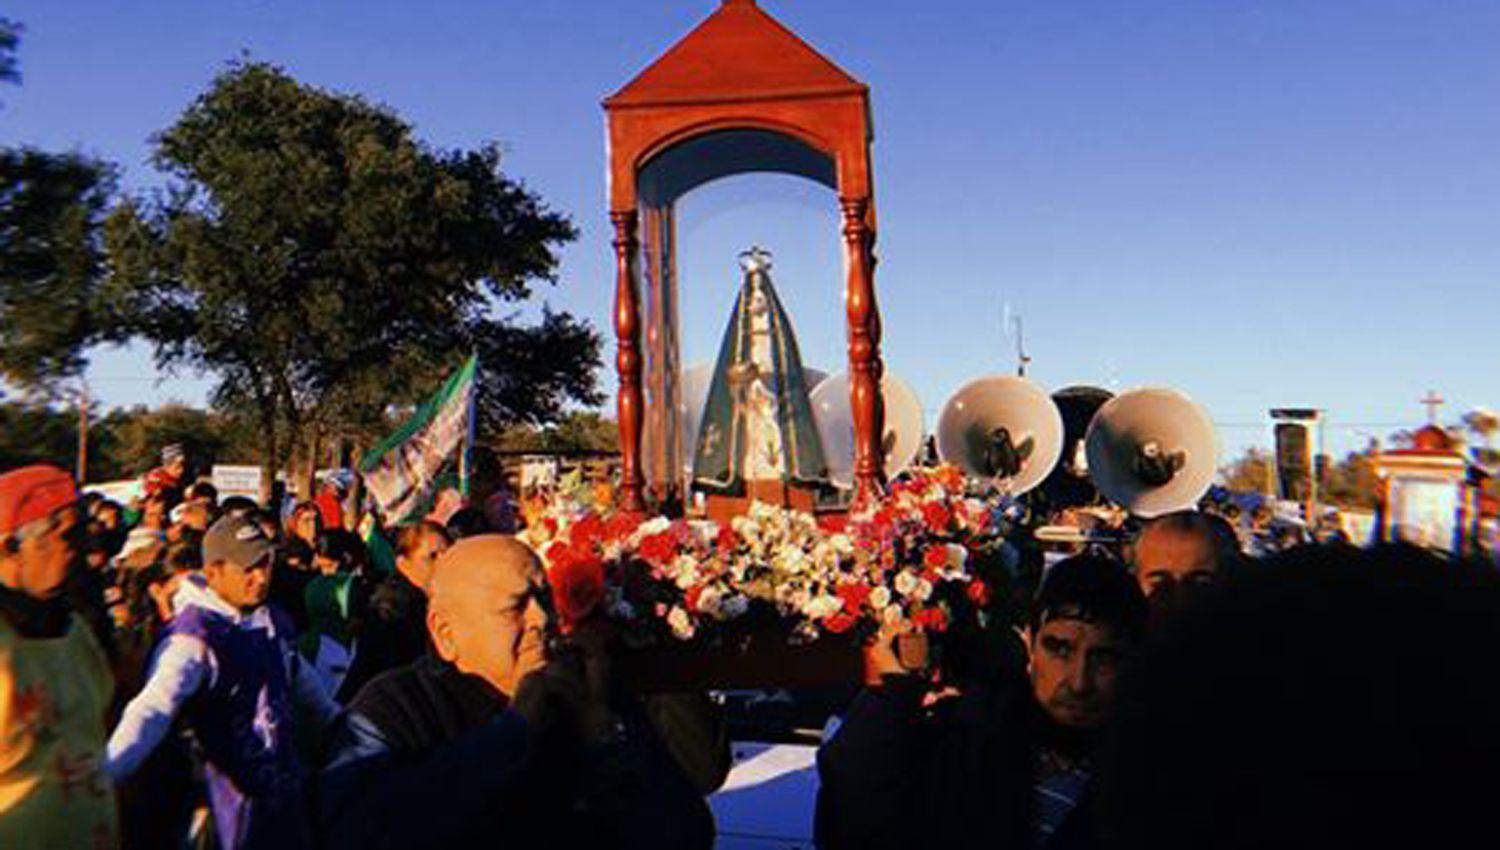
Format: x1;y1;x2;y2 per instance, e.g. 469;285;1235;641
692;250;830;495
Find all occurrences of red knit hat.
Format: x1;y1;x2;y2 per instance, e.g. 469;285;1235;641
0;465;79;537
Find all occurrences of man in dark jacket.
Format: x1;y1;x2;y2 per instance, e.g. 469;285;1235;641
318;534;714;850
816;554;1147;850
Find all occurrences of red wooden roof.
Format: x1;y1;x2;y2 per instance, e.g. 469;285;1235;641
605;0;867;108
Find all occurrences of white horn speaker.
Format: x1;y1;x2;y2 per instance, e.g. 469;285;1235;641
1083;387;1217;518
810;371;923;490
935;375;1063;495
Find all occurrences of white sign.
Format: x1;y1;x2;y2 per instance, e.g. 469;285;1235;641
212;465;264;501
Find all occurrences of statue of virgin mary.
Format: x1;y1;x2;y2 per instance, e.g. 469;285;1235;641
692;247;830;495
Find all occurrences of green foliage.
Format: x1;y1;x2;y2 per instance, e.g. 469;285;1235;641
497;410;618;454
0;148;119;393
105;61;599;490
1317;449;1379;510
0;400;260;481
0;401;79;474
1218;447;1274;494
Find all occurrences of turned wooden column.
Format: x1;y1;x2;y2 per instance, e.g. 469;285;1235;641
612;209;646;513
841;196;886;502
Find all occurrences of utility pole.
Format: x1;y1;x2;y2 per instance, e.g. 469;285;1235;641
75;382;89;483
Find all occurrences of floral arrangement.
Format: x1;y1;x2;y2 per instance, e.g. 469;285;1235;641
518;466;1015;646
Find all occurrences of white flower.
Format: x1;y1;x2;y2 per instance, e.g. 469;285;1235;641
870;585;891;609
667;606;695;640
946;544;968;572
670;555;700;589
804;594;843;619
894;570;920;598
913;579;933;603
633;516;671;541
696;584;724;617
882;604;906;626
829;534;855;556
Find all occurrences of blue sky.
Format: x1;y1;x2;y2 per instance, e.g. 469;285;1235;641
4;0;1498;460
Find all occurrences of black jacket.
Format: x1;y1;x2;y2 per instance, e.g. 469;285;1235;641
317;655;715;850
816;669;1101;850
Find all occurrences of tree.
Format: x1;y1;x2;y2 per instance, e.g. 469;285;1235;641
0;149;119;394
106;61;599;499
0;19;121;396
1218;447;1274;494
497;410;618;454
0;18;20;91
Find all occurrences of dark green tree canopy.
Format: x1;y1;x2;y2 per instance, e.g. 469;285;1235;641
0;147;118;392
107;61;600;488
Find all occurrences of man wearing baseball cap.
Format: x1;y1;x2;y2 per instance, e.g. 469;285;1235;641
107;512;338;850
0;464;119;849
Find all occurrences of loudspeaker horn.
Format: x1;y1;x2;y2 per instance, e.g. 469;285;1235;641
1083;387;1217;518
935;375;1064;495
810;371;924;490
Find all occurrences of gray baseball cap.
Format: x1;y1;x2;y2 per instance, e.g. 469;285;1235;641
202;513;275;569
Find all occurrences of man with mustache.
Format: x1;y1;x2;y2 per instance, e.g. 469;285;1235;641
817;554;1147;850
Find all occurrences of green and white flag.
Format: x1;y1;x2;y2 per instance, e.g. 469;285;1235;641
361;356;477;524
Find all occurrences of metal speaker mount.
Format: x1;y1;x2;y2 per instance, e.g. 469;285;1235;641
1041;385;1116;507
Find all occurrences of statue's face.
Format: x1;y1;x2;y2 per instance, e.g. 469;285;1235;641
749;288;769;315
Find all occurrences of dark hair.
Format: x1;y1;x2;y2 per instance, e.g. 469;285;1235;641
1103;544;1500;849
188;481;218;505
395;520;450;559
314;529;349;562
219;496;259;517
444;507;489;540
1029;554;1148;645
161;539;202;573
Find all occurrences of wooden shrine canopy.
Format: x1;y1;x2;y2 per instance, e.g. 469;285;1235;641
603;0;886;513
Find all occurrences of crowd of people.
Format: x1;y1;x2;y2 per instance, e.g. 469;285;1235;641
2;446;1498;850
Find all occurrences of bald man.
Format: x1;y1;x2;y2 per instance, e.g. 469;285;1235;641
1131;511;1239;614
318;535;713;850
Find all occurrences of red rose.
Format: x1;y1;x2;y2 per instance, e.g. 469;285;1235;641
541;517;559;536
817;514;849;534
571;513;605;549
913;606;949;633
605;511;645;541
637;532;677;567
966;579;992;607
685;583;706;613
823;611;858;634
550;552;605;632
923;545;949;570
922;502;953;534
836;582;872;614
715;525;737;555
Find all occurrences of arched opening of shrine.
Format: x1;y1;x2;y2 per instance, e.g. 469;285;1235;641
604;0;885;513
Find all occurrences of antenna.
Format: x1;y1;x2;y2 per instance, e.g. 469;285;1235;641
1011;313;1031;377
